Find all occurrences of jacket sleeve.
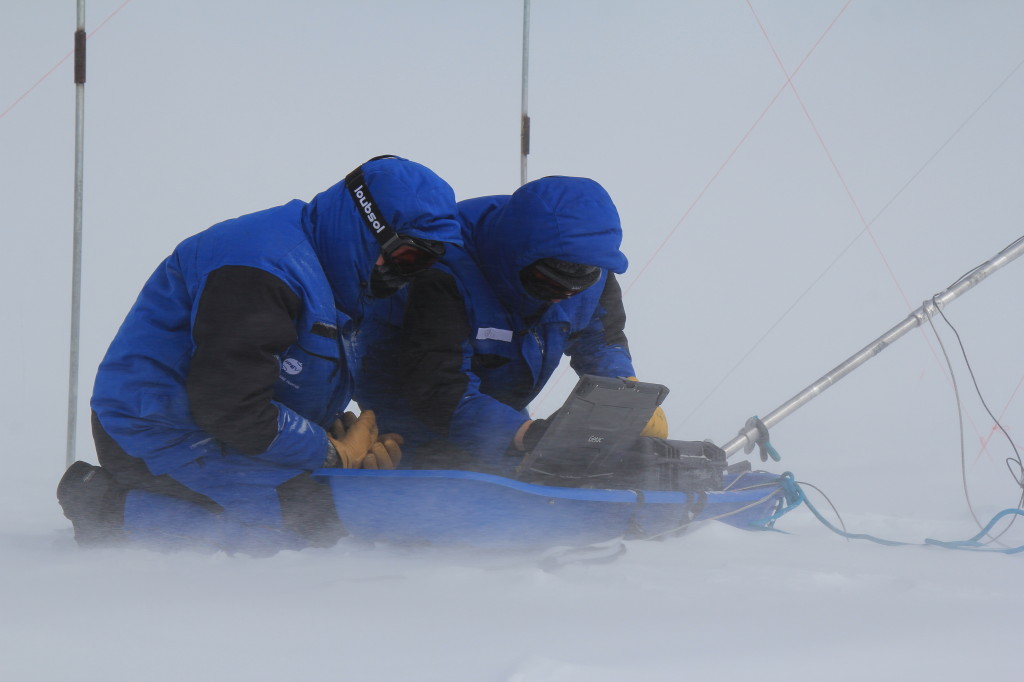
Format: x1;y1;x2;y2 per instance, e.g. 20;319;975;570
566;272;636;378
400;270;528;458
186;265;327;469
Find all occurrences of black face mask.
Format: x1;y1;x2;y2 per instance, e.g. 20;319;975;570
368;262;412;299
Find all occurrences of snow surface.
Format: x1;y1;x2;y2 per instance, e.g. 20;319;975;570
3;2;1024;680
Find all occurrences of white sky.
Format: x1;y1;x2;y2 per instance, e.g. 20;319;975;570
2;2;1024;679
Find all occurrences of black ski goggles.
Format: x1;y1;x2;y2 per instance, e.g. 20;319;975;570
381;235;447;275
344;158;448;276
520;258;602;301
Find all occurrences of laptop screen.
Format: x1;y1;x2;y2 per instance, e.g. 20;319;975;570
516;375;669;481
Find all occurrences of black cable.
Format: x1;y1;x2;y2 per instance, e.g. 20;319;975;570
930;299;1024;544
934;303;1023;476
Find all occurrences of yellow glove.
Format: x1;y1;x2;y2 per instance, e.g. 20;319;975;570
640;406;669;438
624;377;670;439
327;411;403;470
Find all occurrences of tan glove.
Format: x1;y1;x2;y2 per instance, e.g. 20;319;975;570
328;411;403;470
367;430;404;470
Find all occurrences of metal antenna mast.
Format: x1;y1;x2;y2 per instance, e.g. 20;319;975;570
67;0;87;469
520;0;531;186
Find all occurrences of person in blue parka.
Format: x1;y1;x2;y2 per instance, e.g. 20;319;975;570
354;175;667;475
57;155;463;551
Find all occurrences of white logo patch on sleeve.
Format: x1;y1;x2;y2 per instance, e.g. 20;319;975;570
476;327;514;343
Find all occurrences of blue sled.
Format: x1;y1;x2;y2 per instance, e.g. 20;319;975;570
316;468;788;549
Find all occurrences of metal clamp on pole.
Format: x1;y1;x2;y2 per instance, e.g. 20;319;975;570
741;416;781;462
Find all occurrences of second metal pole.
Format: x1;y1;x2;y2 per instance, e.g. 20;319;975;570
723;235;1024;457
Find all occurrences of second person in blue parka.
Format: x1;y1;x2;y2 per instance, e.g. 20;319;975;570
355;176;661;473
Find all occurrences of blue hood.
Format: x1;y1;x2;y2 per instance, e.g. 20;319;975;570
461;176;628;317
305;156;462;317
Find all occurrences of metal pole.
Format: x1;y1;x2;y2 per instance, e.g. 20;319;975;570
520;0;530;186
723;235;1024;457
67;0;86;469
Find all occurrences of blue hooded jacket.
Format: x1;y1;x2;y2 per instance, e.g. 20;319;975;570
91;156;462;502
355;176;635;467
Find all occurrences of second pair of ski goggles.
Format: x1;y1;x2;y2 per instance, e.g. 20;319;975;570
520;257;601;301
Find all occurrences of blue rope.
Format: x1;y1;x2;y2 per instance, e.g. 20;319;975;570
781;473;910;547
925;509;1024;554
763;472;1024;554
763;471;804;527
